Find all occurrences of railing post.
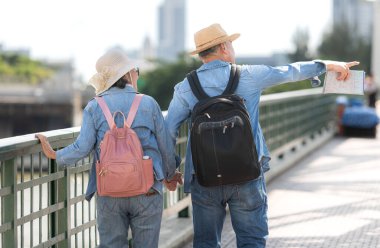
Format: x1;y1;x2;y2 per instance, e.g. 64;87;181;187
49;158;57;247
57;167;70;248
1;159;17;248
49;158;70;247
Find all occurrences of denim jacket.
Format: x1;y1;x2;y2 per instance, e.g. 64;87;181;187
56;86;177;200
165;60;326;192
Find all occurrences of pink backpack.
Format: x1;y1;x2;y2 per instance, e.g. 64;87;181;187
95;94;154;197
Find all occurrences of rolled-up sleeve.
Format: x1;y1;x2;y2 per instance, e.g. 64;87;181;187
56;108;96;167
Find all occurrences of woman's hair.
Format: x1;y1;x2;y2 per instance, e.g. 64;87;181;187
112;74;130;89
199;44;219;58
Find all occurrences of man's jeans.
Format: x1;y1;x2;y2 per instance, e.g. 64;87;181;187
96;193;163;248
191;173;268;248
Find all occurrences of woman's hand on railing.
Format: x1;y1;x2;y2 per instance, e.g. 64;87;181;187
35;134;57;159
164;171;183;191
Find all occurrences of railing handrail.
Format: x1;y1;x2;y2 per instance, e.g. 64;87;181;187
0;88;324;156
0;88;337;247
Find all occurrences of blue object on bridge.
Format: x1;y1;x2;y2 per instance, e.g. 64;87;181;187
342;106;379;128
348;98;364;107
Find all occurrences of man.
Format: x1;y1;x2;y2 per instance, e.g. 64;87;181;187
164;23;359;247
364;73;378;108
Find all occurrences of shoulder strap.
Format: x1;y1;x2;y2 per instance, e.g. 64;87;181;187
187;64;241;100
126;94;144;128
187;70;209;100
222;64;241;95
95;96;115;129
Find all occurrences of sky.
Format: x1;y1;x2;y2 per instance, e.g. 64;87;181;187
0;0;332;81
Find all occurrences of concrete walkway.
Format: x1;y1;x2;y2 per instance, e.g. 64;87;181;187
182;132;380;247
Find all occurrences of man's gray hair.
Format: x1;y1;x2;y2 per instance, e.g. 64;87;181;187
198;44;220;58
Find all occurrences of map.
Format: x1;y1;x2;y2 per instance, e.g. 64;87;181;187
323;70;365;95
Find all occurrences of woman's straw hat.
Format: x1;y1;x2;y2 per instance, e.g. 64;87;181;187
89;48;137;95
190;23;240;55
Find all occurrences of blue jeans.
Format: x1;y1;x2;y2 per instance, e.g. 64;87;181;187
96;192;163;248
191;173;268;248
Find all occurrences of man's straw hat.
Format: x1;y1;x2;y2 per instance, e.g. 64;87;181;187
190;23;240;55
89;47;137;95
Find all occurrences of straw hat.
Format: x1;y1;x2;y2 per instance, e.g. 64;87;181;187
89;47;137;95
190;23;240;55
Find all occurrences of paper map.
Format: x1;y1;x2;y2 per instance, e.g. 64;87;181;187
323;70;365;95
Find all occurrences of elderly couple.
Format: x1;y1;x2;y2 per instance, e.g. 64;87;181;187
36;23;359;248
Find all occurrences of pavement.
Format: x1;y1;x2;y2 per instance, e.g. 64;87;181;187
266;135;380;248
178;130;380;247
162;103;380;248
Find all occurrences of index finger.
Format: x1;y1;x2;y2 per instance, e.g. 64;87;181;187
347;61;360;68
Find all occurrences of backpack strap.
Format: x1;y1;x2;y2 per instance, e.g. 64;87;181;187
126;94;144;128
222;64;241;95
187;70;209;100
187;64;241;100
95;96;116;129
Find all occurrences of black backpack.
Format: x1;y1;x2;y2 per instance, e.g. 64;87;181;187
187;64;260;187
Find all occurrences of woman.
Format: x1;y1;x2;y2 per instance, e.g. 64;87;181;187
36;48;182;248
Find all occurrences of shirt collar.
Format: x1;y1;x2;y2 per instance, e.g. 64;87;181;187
198;60;230;72
98;85;136;96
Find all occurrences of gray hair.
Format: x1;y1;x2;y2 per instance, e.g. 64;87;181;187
198;44;220;58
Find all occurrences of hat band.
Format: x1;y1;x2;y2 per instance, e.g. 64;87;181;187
196;35;229;50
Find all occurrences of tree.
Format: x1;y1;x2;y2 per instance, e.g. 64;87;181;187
288;27;313;61
0;52;54;84
318;22;371;72
263;28;314;95
139;53;202;110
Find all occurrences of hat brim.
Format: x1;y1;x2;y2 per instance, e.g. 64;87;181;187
189;33;240;55
89;60;140;95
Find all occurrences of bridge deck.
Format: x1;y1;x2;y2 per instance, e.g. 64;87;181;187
181;133;380;248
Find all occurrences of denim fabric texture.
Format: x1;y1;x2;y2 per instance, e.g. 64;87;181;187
164;60;326;247
165;60;326;193
55;85;176;247
56;86;177;200
191;171;268;248
96;193;163;248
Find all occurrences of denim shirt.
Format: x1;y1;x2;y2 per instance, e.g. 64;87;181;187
56;86;177;200
165;60;326;193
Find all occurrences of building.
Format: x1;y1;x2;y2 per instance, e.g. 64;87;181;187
333;0;374;39
157;0;186;61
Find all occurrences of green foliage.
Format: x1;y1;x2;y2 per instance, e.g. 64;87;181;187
288;27;313;62
0;52;54;84
263;80;312;95
276;28;316;94
318;22;371;72
139;53;202;109
139;52;316;106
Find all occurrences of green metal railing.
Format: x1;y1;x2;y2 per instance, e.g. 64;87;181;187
260;89;336;152
0;88;336;247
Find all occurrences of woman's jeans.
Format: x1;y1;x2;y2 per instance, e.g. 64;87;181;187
96;193;163;248
191;173;268;248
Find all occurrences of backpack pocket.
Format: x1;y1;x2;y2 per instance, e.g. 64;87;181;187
97;160;142;194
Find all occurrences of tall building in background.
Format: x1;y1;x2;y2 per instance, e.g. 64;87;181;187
157;0;186;61
333;0;374;39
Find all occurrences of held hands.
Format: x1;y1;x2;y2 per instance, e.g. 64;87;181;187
164;171;183;191
35;134;56;159
324;61;360;81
